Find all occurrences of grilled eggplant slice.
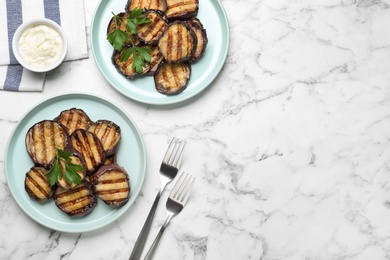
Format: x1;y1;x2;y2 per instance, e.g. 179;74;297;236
54;181;97;217
54;150;86;190
25;166;54;202
91;164;130;207
88;120;121;156
154;61;191;95
70;129;105;175
104;154;117;165
25;120;69;168
146;44;164;75
165;0;198;20
112;48;151;79
136;10;168;44
54;108;92;135
126;0;167;13
158;21;197;63
186;18;207;62
107;12;141;47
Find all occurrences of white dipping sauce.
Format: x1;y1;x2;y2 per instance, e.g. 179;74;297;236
18;24;63;67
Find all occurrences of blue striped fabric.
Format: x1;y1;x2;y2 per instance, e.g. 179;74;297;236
44;0;61;25
4;0;23;91
4;65;23;91
6;0;22;65
3;0;61;91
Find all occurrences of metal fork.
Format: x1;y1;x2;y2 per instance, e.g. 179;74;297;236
129;138;185;260
143;172;196;260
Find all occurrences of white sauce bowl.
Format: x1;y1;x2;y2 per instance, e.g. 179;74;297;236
12;18;68;73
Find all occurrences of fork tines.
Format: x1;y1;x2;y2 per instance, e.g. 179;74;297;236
163;138;185;168
170;172;195;205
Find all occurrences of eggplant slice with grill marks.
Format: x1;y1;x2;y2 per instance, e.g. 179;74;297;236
112;48;151;79
136;10;168;45
54;180;97;217
158;21;197;63
54;149;87;190
88;120;121;156
70;129;105;175
186;17;208;62
54;108;92;135
103;154;117;165
126;0;167;13
25;166;54;202
107;12;141;47
154;61;191;95
25;120;69;168
165;0;199;20
146;44;164;75
91;163;131;207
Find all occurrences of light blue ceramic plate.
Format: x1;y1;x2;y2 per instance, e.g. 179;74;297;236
91;0;229;105
5;93;146;233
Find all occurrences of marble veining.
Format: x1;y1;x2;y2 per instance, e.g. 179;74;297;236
2;0;390;259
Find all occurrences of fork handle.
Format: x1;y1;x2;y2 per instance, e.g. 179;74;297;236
129;191;162;260
143;215;173;260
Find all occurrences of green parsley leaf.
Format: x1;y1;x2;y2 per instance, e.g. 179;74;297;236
64;163;83;186
107;29;128;52
47;158;61;186
57;149;72;161
129;8;143;19
46;148;84;186
107;8;152;72
133;16;151;25
132;51;145;73
120;48;134;62
137;46;152;62
127;21;137;35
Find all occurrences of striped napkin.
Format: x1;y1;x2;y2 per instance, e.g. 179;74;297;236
0;0;89;92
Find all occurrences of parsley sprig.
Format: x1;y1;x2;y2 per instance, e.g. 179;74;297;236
46;148;84;186
107;8;152;73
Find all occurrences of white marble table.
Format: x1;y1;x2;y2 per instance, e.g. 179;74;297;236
2;0;390;259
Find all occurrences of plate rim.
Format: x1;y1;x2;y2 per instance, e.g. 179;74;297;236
90;0;230;105
4;92;147;233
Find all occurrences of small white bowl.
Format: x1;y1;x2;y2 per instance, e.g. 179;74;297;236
12;18;68;73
